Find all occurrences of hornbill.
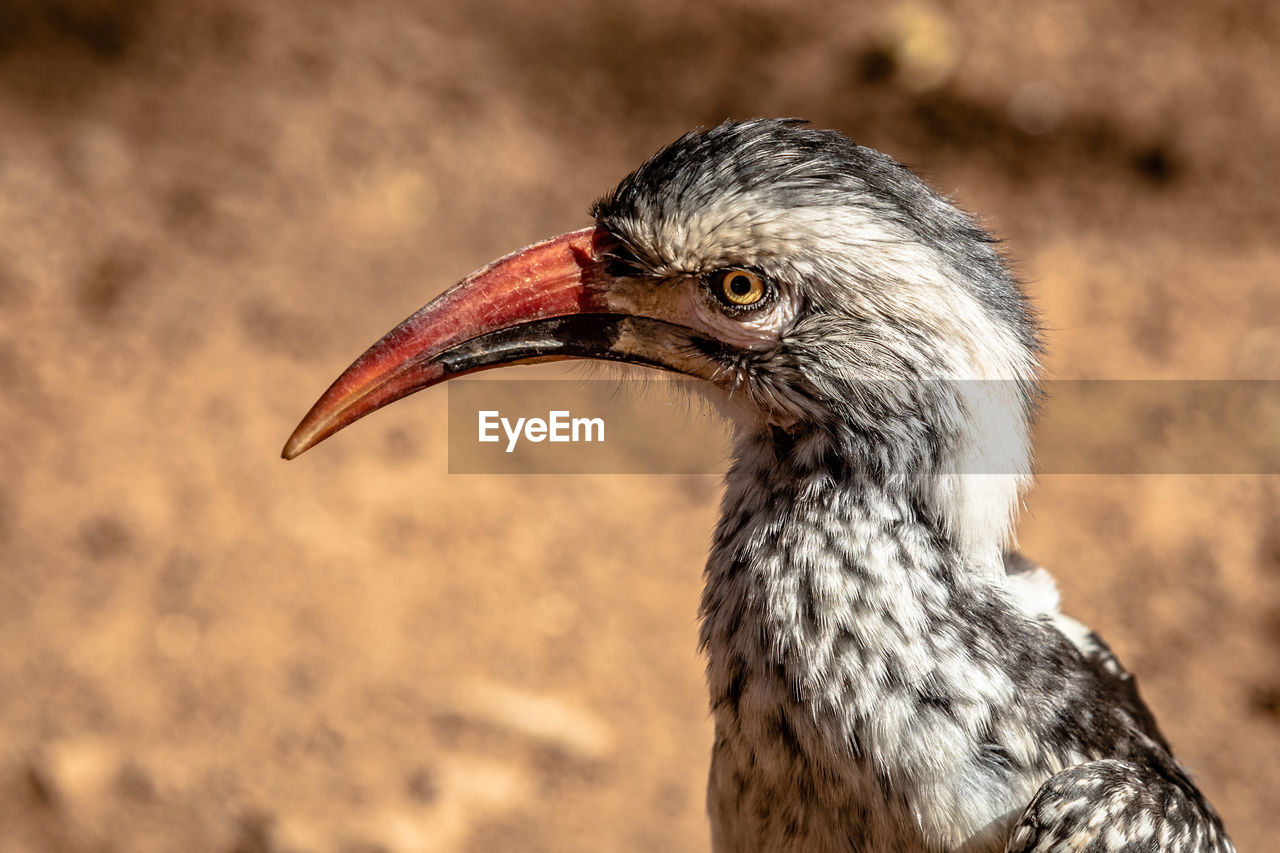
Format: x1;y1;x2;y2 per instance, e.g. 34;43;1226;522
283;120;1235;852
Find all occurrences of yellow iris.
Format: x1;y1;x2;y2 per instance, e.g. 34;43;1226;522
717;269;767;307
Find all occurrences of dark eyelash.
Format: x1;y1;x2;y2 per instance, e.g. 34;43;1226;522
603;243;647;277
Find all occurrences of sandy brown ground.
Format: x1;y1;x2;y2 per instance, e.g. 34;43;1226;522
1;1;1277;850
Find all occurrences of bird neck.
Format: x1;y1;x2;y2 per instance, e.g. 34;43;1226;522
699;424;1029;800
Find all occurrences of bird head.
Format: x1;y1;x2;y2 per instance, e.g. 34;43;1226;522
284;120;1039;561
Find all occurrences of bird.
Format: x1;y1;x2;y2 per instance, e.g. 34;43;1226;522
283;119;1235;853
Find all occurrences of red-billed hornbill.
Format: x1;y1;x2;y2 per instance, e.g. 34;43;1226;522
284;120;1235;852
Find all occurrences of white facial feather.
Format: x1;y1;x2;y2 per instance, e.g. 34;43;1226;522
623;188;1037;568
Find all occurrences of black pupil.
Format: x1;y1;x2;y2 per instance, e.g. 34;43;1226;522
728;274;753;296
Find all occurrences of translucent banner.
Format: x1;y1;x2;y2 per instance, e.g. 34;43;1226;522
446;380;1280;475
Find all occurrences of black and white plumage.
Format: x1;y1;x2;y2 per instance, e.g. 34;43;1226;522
284;120;1235;852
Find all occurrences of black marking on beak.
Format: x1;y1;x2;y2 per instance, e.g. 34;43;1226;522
431;313;730;379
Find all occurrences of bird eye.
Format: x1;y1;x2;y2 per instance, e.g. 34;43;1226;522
710;269;770;309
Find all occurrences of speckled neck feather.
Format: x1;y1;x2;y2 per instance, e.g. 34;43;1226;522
699;424;1232;852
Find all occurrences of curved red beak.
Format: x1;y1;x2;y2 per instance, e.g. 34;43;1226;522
281;226;723;460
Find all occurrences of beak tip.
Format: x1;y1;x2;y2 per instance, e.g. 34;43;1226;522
281;427;316;460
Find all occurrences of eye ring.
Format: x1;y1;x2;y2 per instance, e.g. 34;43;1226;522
709;268;771;310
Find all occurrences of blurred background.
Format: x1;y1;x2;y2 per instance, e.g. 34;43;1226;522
1;0;1277;850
